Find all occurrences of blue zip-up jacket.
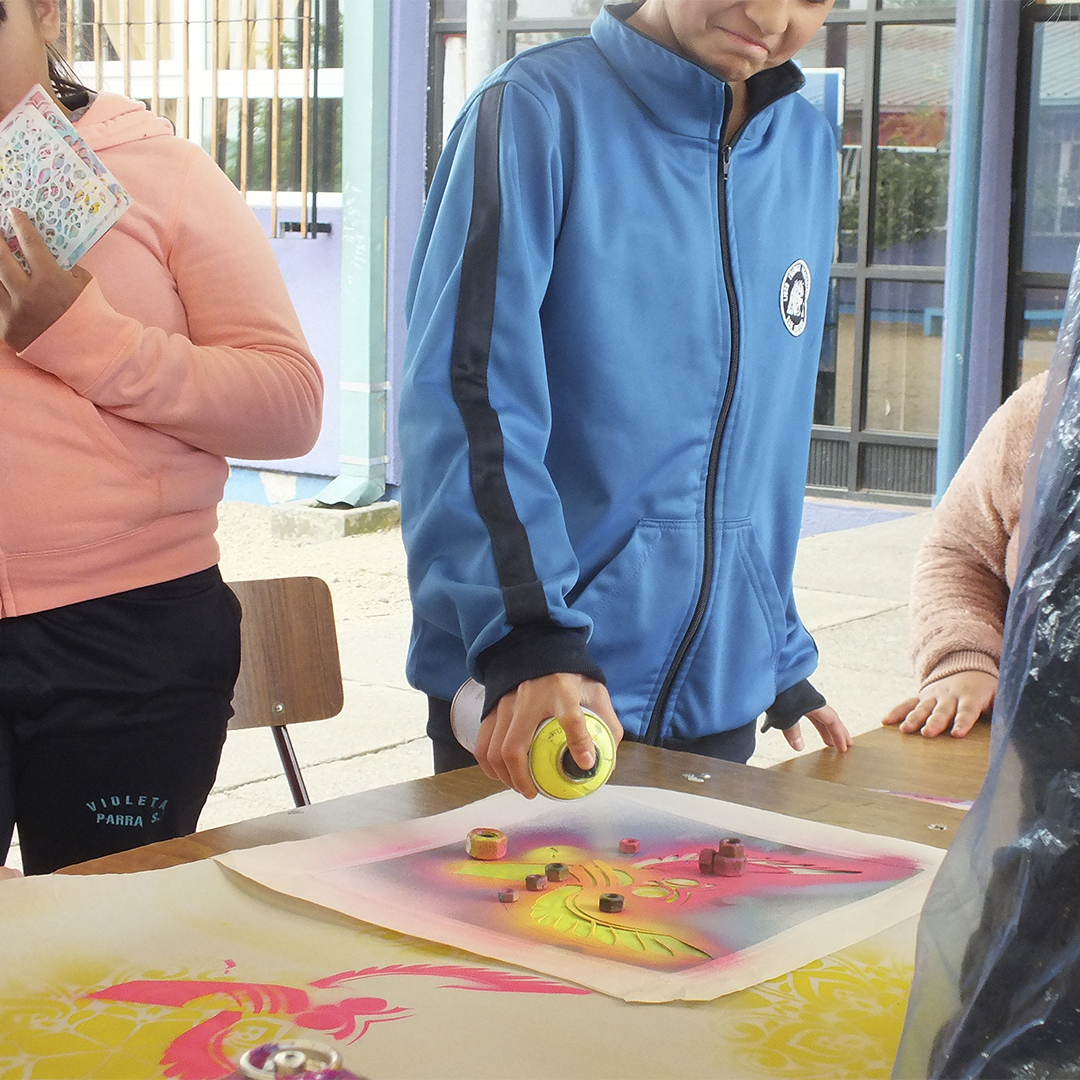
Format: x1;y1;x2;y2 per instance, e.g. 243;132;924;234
400;5;839;744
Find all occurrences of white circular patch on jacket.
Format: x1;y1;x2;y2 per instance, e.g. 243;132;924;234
780;259;811;337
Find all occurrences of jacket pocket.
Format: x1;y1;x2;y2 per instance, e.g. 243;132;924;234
569;519;701;739
666;520;788;740
0;370;160;553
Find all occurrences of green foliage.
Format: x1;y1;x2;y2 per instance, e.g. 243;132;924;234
839;146;950;257
213;97;342;194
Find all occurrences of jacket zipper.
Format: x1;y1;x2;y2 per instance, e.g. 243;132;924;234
643;136;741;746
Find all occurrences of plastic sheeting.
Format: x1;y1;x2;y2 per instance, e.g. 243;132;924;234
894;242;1080;1080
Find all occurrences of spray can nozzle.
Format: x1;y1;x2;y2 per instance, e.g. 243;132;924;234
560;744;601;781
450;679;615;799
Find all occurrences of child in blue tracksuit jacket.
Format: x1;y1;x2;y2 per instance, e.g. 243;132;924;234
401;0;851;797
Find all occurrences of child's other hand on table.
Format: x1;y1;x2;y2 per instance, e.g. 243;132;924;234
882;670;997;738
782;704;852;753
0;207;92;352
0;866;23;882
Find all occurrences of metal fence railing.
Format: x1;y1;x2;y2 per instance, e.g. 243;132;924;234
63;0;342;237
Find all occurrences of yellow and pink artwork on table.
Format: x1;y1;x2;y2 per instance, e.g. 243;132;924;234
219;786;943;1001
74;963;584;1079
0;833;922;1079
383;829;918;971
0;938;918;1080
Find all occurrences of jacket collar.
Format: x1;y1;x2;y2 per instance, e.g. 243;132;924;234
592;3;805;141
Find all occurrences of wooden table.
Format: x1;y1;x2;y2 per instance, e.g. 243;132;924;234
21;741;961;1080
772;720;992;806
60;739;968;876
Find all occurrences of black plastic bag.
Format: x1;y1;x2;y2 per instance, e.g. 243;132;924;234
894;242;1080;1080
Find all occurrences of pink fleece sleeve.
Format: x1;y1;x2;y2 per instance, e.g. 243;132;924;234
910;371;1046;687
17;144;323;461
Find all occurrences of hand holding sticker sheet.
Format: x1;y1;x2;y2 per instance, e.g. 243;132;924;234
218;785;943;1002
0;84;130;270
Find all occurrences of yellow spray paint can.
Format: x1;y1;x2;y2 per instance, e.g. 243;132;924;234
450;679;616;800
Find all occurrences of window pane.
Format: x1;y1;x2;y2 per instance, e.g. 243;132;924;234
441;34;467;147
864;280;944;434
513;29;589;54
318;0;343;68
1022;22;1080;275
198;0;316;70
510;0;604;17
79;1;333;70
799;24;866;263
436;1;467;19
873;25;953;266
204;96;341;193
814;278;856;429
1020;287;1068;387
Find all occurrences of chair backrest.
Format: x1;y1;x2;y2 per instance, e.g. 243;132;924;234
227;576;344;731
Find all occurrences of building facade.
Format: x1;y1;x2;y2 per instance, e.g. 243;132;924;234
65;0;1080;504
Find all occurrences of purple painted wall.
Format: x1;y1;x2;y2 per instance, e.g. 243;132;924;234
386;0;430;487
231;205;343;478
230;0;430;489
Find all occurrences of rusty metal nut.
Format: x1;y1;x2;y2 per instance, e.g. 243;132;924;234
525;874;548;891
718;837;744;859
598;892;624;914
698;847;717;875
619;838;641;854
497;888;518;903
466;828;508;861
545;862;570;882
714;855;747;877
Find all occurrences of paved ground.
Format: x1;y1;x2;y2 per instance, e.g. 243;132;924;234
203;496;932;815
7;497;933;870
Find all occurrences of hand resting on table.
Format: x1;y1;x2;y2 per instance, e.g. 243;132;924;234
882;670;997;738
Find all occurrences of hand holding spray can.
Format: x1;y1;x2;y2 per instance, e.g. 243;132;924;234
450;679;616;800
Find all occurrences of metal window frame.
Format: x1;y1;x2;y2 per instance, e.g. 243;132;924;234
429;1;957;502
65;0;342;236
428;0;598;179
1002;2;1080;398
806;4;954;504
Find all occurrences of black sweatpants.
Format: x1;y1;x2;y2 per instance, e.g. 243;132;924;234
426;696;757;774
0;567;241;874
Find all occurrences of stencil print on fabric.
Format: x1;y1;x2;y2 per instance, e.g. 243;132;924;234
447;840;909;969
218;788;942;1002
0;963;586;1080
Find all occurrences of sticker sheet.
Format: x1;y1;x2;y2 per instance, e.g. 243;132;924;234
0;84;130;270
218;785;944;1003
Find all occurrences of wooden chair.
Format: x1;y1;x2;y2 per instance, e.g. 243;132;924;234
226;576;345;807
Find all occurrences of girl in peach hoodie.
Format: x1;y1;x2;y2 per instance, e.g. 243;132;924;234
0;0;322;873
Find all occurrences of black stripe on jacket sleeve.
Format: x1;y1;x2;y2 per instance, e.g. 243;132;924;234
479;624;608;716
449;82;551;628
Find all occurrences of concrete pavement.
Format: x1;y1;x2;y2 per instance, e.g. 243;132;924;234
204;497;933;820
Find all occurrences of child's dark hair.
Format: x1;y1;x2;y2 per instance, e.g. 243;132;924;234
46;44;92;107
0;1;94;108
